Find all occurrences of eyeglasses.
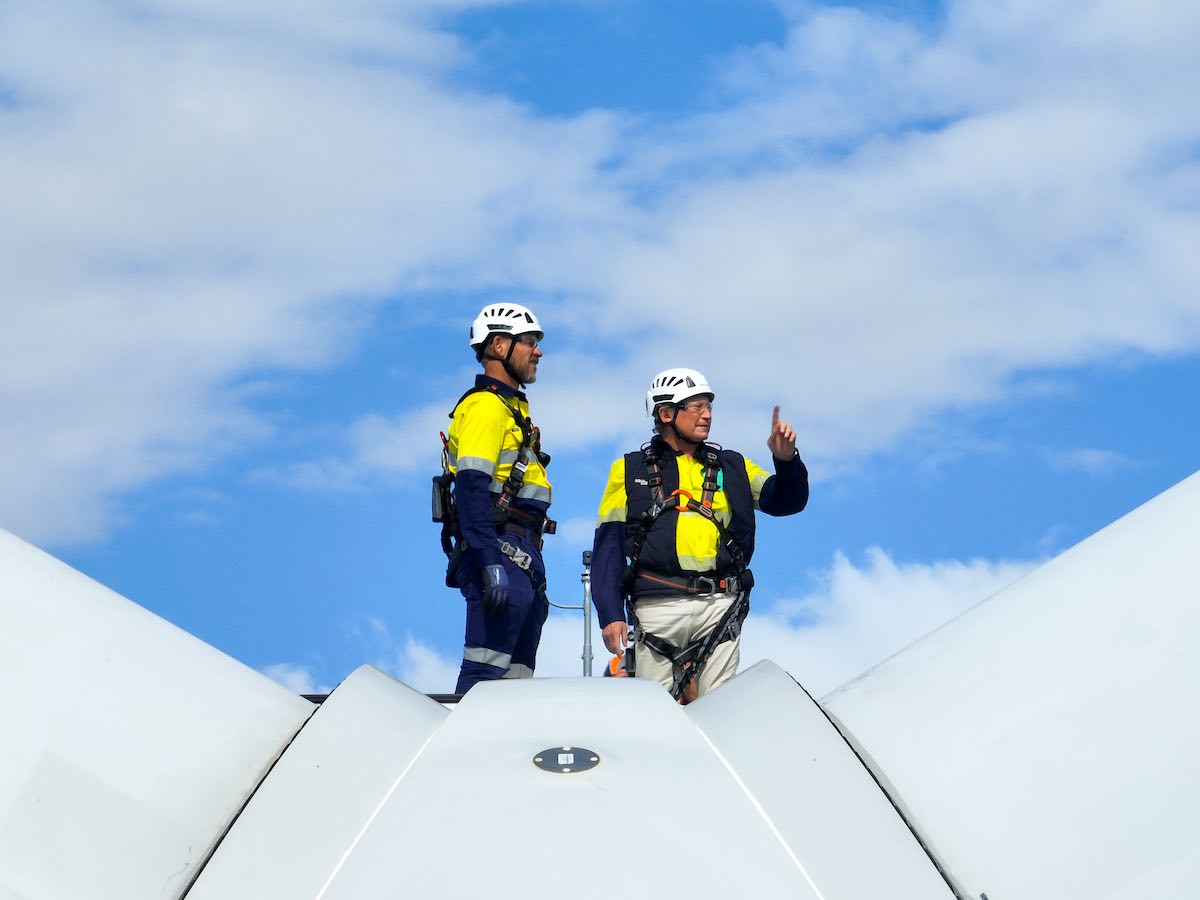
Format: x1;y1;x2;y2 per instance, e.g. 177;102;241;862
515;333;541;348
679;398;713;413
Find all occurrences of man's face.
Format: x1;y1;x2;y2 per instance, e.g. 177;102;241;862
665;395;712;442
498;333;542;384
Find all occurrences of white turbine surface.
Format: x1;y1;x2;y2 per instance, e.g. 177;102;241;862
824;470;1200;899
0;529;314;900
1;468;1198;899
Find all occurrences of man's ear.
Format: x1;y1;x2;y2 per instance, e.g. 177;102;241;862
482;335;507;360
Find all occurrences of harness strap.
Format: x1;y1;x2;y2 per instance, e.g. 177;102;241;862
626;442;732;585
632;570;742;596
634;590;750;701
442;385;551;544
498;538;549;605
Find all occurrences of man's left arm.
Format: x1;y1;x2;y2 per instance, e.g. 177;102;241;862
750;405;809;516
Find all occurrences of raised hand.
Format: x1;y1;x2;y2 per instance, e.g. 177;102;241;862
767;404;797;460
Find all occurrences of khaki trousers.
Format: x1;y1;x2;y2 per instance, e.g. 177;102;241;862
632;591;740;698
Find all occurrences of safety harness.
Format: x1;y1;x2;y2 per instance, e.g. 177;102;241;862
625;441;752;701
433;385;555;591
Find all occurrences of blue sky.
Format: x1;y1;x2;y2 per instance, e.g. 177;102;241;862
3;0;1198;696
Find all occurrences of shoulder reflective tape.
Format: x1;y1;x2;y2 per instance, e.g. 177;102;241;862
517;483;552;503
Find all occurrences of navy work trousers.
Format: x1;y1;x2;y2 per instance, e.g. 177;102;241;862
455;534;548;693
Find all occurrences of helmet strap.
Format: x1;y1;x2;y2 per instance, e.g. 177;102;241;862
501;334;525;386
481;334;525;387
661;406;699;452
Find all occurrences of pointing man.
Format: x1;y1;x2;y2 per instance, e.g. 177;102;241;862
590;368;808;701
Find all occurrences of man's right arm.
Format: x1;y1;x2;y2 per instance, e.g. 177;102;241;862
591;459;628;651
452;396;507;573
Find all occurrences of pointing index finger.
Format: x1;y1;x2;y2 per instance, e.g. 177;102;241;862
772;405;780;431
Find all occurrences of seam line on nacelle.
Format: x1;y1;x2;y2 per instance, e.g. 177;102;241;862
313;727;441;899
691;724;828;900
806;679;967;900
180;700;320;899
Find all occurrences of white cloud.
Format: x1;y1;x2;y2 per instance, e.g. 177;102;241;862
251;404;453;491
741;546;1038;698
260;661;332;695
555;516;597;549
1047;447;1132;476
4;0;1200;544
338;547;1039;699
382;634;463;695
0;1;624;543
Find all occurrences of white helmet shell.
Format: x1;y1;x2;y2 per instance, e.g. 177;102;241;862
469;302;543;352
645;368;715;417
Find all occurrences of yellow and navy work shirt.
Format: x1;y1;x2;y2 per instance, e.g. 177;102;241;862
448;375;552;571
591;435;808;627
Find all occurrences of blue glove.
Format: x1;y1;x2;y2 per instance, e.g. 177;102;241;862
482;564;510;612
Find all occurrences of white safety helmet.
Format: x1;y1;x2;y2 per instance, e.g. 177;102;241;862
469;302;543;357
645;368;715;417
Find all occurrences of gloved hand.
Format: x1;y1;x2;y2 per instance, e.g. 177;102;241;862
482;564;510;612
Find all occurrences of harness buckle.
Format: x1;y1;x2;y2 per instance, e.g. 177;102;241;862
695;575;716;595
670;488;693;511
498;539;533;572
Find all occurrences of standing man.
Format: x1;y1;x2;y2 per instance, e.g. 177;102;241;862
590;368;808;702
445;302;554;693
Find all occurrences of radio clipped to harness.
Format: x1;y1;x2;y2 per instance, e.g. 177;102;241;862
433;432;464;587
432;433;455;525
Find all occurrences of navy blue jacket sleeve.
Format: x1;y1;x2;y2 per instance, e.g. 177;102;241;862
591;521;627;628
456;469;504;571
757;452;810;516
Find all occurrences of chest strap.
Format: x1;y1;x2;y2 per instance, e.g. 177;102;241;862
625;442;747;591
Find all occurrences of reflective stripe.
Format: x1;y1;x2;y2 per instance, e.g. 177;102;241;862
464;646;513;669
517;483;552;503
449;388;552;497
457;455;496;476
503;664;534;679
747;459;771;509
677;553;718;572
597;505;627;525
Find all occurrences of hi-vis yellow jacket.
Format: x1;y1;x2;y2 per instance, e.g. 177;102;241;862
447;375;552;571
591;435;808;627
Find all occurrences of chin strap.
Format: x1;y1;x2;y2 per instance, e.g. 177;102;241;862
665;406;693;444
498;335;525;387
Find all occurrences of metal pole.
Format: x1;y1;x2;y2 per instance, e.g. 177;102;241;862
581;551;593;677
545;552;594;677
